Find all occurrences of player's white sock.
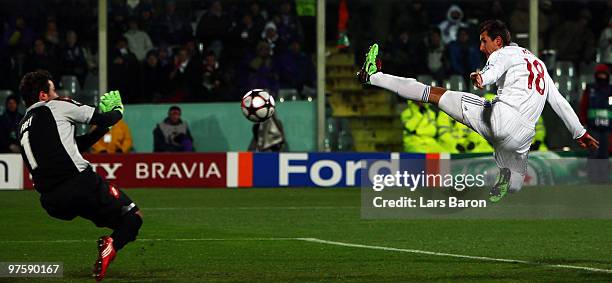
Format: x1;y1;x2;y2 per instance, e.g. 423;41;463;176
508;170;525;193
370;73;430;102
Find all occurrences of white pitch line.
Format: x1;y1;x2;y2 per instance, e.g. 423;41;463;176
3;237;612;274
297;238;612;274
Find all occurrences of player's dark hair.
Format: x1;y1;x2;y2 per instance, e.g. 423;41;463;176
168;105;181;113
19;70;52;108
479;20;511;46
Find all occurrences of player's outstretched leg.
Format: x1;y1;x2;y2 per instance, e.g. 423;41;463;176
356;44;464;123
357;44;432;102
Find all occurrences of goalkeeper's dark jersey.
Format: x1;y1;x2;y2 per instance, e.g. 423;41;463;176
17;98;95;192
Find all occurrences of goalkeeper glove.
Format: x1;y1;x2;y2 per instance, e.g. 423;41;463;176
99;90;124;114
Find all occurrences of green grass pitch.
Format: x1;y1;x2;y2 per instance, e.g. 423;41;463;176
2;188;612;282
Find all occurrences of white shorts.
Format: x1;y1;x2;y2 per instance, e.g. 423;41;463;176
439;91;535;174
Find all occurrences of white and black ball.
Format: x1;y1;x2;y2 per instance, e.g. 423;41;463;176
241;89;276;123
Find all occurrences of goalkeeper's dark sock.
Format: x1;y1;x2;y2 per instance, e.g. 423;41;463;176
111;211;142;251
370;73;430;102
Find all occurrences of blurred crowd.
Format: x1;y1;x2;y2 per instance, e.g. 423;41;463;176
0;0;611;155
0;0;316;103
367;0;612;85
1;0;610;104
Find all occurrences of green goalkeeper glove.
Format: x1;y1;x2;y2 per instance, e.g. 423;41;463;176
99;90;124;114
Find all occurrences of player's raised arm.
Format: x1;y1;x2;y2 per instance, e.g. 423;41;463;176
545;76;599;149
473;51;510;89
76;90;125;151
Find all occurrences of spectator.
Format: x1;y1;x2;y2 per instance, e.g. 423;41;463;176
200;51;226;101
60;30;88;87
157;44;173;69
488;0;508;24
168;47;201;102
275;40;315;93
248;114;287;152
135;2;156;39
248;1;268;33
133;0;154;17
425;27;447;83
195;0;232;56
579;64;611;182
447;28;481;81
83;41;98;74
384;29;425;78
393;1;430;40
275;1;302;46
124;17;154;61
247;41;279;93
184;37;200;60
156;0;193;45
438;5;468;45
90;120;133;154
109;0;130;35
108;36;139;103
141;50;168;103
261;22;281;55
3;15;34;56
0;46;16;91
550;9;596;65
153;106;194;152
25;38;59;76
599;17;612;66
229;13;260;59
0;95;23;153
43;19;60;54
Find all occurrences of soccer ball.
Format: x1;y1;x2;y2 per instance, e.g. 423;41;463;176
241;89;276;123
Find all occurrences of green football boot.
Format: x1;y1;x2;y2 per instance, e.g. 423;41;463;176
357;43;381;84
489;168;511;203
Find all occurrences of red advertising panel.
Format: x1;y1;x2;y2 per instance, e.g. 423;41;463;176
24;153;227;189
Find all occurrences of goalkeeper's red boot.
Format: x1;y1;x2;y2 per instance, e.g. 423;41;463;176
93;236;116;282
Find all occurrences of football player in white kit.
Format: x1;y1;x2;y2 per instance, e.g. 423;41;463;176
357;20;599;202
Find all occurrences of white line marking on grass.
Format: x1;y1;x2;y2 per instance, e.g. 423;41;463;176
297;238;612;274
4;237;612;274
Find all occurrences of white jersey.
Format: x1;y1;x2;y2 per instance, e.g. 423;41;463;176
479;45;585;139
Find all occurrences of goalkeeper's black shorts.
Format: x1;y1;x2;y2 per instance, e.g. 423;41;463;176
39;167;139;229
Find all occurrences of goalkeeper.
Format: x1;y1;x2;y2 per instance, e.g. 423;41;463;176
17;71;142;282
